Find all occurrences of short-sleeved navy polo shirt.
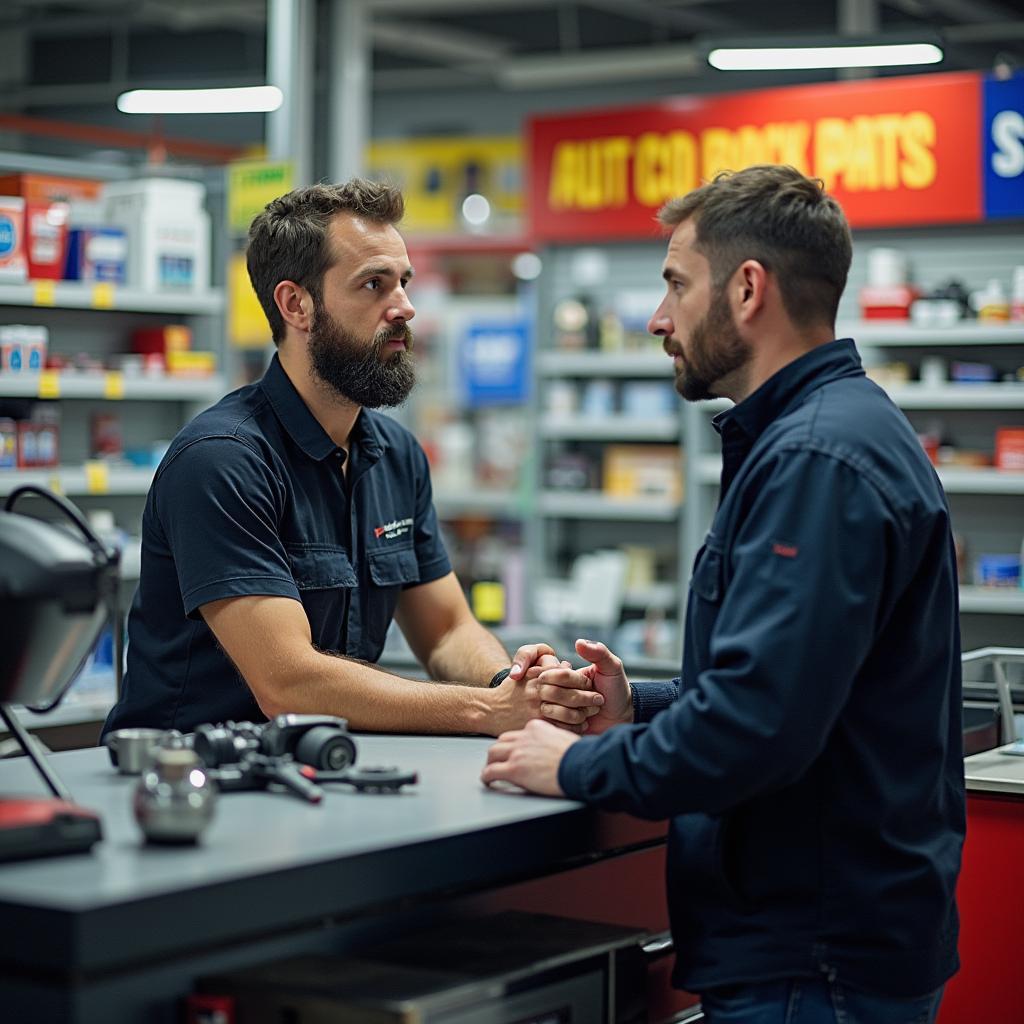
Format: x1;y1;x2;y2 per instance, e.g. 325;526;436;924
103;353;451;735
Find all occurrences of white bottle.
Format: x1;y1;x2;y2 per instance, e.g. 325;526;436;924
1011;266;1024;323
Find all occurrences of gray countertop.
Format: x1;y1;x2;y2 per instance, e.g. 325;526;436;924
0;735;663;976
964;740;1024;795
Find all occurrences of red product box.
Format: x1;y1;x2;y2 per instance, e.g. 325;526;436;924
995;428;1024;471
25;201;69;280
131;324;193;357
859;284;920;320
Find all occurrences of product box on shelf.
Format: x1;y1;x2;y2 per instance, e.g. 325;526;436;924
0;196;27;283
0;324;47;373
131;324;192;357
995;428;1024;471
603;444;683;502
63;226;127;283
165;350;216;377
102;178;210;293
24;201;69;280
0;418;16;469
16;406;59;469
0;173;102;205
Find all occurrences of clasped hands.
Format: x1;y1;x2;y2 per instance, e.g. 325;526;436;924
482;638;634;797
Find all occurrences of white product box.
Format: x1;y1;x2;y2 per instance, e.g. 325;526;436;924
102;178;210;293
0;324;48;373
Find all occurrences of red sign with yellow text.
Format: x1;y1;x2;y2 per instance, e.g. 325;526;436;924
528;72;983;241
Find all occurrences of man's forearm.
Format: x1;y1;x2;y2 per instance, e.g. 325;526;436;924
259;648;502;734
424;618;510;687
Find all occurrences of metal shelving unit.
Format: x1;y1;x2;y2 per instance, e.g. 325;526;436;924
0;465;155;497
540;414;679;441
537;490;680;520
0;282;224;316
0;372;226;402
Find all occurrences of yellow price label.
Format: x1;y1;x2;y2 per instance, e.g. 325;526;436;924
103;371;125;399
38;370;61;399
33;280;57;307
48;474;63;495
85;461;110;495
92;283;116;309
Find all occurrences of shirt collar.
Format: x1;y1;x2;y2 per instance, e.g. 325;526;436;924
259;353;389;463
713;338;863;443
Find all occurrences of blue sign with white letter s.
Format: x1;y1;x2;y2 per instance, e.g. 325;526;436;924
984;74;1024;220
461;320;531;408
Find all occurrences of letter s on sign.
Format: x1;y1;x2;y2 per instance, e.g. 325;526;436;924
992;110;1024;178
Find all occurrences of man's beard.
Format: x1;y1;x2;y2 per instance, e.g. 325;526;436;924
669;286;750;402
308;304;415;408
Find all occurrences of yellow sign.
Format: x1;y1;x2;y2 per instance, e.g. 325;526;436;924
84;460;110;495
33;280;56;307
103;372;125;400
227;160;293;236
228;252;271;349
38;370;60;399
470;581;505;625
366;137;522;235
92;282;116;309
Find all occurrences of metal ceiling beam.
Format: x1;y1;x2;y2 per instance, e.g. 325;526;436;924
497;42;701;88
583;0;740;34
370;20;512;64
945;20;1024;42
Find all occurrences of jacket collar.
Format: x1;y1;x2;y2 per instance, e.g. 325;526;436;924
713;338;863;443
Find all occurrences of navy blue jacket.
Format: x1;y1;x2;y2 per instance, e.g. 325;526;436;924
104;355;451;735
559;340;964;997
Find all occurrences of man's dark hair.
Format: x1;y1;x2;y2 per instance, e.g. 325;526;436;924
658;165;852;328
247;179;405;345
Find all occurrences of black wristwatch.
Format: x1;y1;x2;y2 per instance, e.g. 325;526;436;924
488;667;513;688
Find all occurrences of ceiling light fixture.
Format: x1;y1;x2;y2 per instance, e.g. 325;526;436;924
708;41;943;71
117;86;284;114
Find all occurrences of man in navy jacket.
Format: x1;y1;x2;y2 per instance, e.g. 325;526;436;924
486;165;964;1023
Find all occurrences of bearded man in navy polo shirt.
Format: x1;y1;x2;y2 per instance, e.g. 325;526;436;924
483;165;964;1024
105;180;600;737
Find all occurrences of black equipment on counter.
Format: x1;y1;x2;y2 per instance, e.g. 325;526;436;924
192;714;417;803
0;485;119;862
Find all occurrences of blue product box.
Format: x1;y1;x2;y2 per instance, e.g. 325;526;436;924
63;227;127;283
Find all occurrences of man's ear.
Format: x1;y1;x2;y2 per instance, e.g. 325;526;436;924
274;280;313;335
733;259;768;324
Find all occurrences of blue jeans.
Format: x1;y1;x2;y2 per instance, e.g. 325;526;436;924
700;977;944;1024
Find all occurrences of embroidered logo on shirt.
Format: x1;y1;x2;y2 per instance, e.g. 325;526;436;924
772;541;799;558
373;517;413;540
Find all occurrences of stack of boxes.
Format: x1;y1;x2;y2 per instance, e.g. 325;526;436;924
0;173;210;292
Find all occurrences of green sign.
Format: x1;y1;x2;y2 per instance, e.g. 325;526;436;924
227;160;293;235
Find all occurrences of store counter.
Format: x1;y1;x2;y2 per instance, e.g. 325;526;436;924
938;744;1024;1024
0;735;674;1023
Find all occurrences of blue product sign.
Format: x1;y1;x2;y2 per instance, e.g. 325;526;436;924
461;320;531;408
0;216;14;256
983;73;1024;220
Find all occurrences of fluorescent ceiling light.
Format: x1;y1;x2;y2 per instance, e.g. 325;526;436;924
708;41;937;71
708;42;943;71
117;86;283;114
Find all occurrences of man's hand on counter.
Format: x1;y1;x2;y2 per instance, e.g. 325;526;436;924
481;719;578;797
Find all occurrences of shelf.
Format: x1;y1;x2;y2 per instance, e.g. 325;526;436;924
883;383;1024;409
936;468;1024;494
694;455;722;484
0;465;155;497
695;458;1024;496
538;350;670;378
623;582;679;610
433;488;524;518
0;282;225;316
842;322;1024;346
959;586;1024;614
538;491;680;520
540;414;679;441
0;372;227;402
